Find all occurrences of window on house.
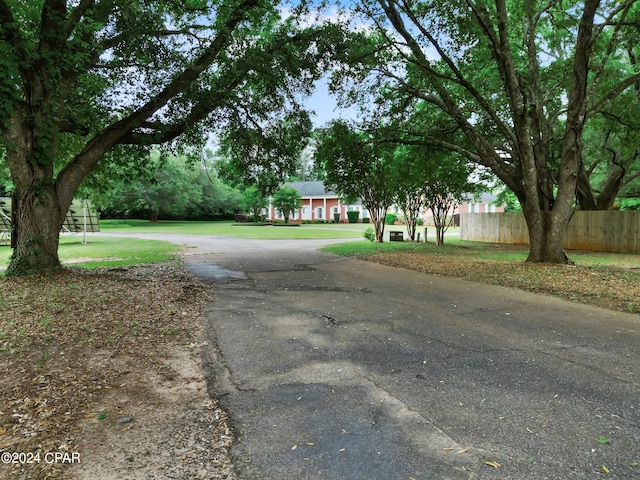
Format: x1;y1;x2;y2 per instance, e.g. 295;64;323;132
316;207;323;219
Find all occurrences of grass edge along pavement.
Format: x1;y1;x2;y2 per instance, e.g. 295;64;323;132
2;220;638;314
321;240;640;315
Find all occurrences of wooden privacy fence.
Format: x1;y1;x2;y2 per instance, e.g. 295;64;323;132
460;211;640;253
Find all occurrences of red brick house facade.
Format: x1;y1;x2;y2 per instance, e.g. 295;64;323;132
266;181;365;222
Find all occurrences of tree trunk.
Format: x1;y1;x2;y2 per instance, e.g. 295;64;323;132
367;204;386;242
405;217;416;241
7;186;65;275
523;210;573;264
576;162;625;211
3;108;73;276
401;194;421;241
373;213;386;242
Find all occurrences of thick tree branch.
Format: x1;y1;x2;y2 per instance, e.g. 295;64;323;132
587;72;640;118
558;0;600;213
58;119;91;135
56;0;260;208
0;0;23;49
40;0;68;54
64;0;96;38
397;0;515;145
376;0;505;177
0;0;30;82
587;1;634;106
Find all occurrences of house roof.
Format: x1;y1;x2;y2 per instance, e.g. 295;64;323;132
462;192;500;204
285;181;363;206
285;181;336;197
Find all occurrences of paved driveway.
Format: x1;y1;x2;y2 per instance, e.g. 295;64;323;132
109;234;640;479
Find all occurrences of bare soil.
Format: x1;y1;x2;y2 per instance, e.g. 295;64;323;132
0;261;235;480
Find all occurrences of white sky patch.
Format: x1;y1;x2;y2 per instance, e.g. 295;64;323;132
276;4;375;127
279;5;373;33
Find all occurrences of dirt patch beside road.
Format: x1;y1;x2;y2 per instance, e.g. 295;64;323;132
0;261;236;480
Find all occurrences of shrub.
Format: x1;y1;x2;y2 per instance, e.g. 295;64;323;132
347;210;360;223
417;218;424;226
385;213;397;225
363;227;375;242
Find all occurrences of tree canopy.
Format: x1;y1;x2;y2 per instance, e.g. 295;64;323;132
315;120;398;242
329;0;640;263
0;0;346;275
90;152;243;221
272;185;303;223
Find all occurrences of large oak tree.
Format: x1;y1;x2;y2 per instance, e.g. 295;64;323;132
337;0;640;263
0;0;343;275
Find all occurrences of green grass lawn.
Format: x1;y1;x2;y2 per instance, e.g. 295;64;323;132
0;235;179;270
0;220;367;271
100;219;368;239
322;238;640;269
5;219;638;273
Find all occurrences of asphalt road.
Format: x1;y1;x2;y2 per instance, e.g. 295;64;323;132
108;234;640;479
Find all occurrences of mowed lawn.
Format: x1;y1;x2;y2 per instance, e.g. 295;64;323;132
100;219;369;239
0;235;180;270
2;219;640;313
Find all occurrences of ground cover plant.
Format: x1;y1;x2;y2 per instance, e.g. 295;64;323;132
322;240;640;314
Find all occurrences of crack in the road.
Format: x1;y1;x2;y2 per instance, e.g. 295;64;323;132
273;285;368;293
533;344;640;391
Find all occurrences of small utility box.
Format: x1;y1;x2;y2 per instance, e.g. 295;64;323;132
389;231;404;242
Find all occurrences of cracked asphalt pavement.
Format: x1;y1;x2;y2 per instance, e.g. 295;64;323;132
124;234;639;479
